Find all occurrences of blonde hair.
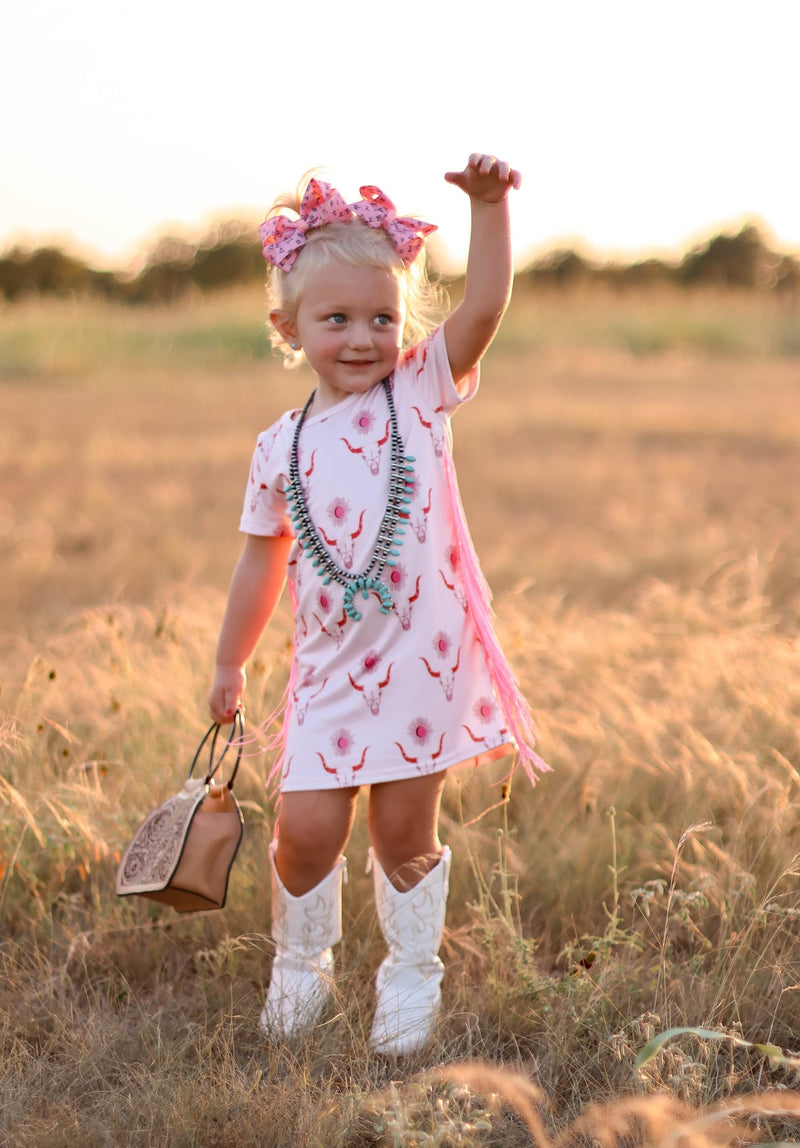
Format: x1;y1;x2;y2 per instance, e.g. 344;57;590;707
264;174;445;366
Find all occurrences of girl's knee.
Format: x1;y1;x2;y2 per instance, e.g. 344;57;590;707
275;789;358;894
369;809;421;857
278;813;323;855
368;773;445;843
277;788;358;857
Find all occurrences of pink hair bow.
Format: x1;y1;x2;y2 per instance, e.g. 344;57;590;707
259;178;354;271
350;186;437;266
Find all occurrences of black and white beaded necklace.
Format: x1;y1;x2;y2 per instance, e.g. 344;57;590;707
284;379;416;622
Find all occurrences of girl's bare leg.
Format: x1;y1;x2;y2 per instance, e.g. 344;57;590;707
368;771;448;890
275;787;360;895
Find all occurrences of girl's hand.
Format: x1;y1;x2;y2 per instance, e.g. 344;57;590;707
209;664;246;724
444;153;522;203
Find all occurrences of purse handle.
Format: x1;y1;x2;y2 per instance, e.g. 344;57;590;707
188;709;245;789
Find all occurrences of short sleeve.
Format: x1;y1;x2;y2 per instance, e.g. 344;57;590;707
238;421;294;537
395;324;480;415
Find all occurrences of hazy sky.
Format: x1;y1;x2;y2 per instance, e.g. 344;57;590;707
3;0;799;271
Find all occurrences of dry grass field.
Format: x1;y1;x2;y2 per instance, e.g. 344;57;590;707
1;285;800;1146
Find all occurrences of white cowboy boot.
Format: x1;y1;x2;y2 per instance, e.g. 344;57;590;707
369;845;451;1056
258;843;347;1039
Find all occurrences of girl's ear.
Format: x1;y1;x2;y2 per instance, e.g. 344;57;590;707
270;308;298;348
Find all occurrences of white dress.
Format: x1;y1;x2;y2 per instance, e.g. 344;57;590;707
240;325;523;792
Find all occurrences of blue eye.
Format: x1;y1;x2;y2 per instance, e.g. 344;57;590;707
328;313;346;325
375;314;392;326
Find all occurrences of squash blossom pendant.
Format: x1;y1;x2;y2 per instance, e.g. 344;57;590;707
284;379;415;623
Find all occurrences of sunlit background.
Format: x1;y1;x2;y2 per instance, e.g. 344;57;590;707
2;0;799;273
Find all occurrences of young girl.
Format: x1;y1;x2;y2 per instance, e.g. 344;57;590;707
209;153;548;1055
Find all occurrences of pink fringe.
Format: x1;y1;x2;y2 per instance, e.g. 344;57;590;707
442;448;550;784
259;677;291;796
247;585;298;795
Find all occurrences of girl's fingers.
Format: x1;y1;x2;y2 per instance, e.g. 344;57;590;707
469;152;495;175
467;153;521;187
209;685;241;722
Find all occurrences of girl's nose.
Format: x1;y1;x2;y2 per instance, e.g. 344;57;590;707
348;322;373;348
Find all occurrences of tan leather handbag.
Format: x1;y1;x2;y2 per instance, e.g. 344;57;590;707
116;713;245;912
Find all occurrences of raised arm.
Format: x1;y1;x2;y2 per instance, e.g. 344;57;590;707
209;533;293;723
442;153;521;386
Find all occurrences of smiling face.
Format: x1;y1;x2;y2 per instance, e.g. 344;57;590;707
272;261;406;415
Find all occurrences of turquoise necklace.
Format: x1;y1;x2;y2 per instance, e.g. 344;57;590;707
284;380;416;622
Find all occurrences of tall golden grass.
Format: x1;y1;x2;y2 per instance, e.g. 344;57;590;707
1;286;799;1145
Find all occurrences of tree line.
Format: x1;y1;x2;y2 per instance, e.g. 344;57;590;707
1;220;798;304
